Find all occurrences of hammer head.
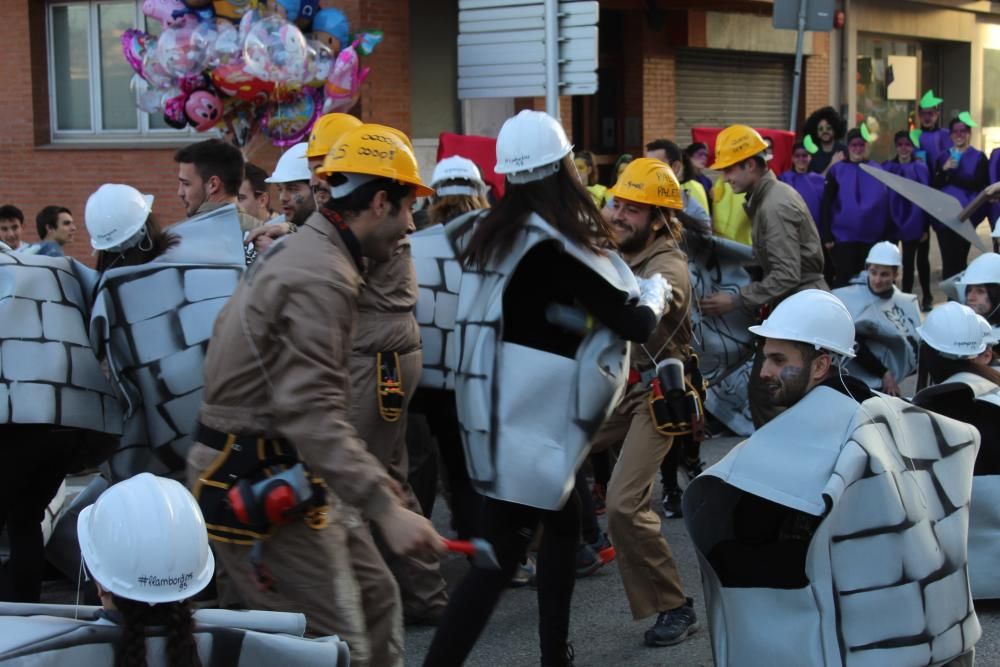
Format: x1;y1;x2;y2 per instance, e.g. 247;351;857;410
467;538;500;570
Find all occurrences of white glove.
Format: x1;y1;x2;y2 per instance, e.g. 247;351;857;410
637;273;671;320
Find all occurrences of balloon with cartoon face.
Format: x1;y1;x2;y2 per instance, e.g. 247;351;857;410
311;7;349;56
185;90;223;131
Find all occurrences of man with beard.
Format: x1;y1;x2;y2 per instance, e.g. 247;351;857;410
700;125;827;427
589;158;699;649
175;138;263;233
266;142;316;228
833;242;921;396
188;124;443;667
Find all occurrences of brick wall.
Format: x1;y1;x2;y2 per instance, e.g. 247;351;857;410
0;0;410;264
641;21;676;145
804;31;831;124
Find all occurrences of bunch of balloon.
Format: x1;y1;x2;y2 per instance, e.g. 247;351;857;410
123;1;382;150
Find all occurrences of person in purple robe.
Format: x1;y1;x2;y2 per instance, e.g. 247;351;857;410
932;115;988;278
988;147;1000;252
804;106;847;175
883;130;933;311
780;142;829;284
820;128;890;287
685;142;714;214
914;90;952;171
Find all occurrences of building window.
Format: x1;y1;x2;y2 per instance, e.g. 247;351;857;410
47;0;191;143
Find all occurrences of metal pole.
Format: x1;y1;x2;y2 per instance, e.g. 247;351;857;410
789;0;808;133
545;0;560;120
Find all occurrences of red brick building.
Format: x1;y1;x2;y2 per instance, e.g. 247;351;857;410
2;0;835;262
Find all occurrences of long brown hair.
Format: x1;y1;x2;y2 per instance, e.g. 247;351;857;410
461;155;614;268
918;343;1000;389
113;595;202;667
427;194;490;228
96;213;179;273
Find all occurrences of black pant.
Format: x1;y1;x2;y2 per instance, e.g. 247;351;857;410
936;225;972;279
409;388;482;539
0;427;74;602
830;241;874;288
901;237;932;306
576;469;599;545
422;493;581;666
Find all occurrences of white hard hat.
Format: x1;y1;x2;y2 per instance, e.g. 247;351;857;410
976;314;1000;346
865;241;902;268
432;156;487;196
917;302;987;358
748;289;856;359
494;110;573;184
265;142;312;183
85;184;154;251
960;252;1000;289
78;473;214;604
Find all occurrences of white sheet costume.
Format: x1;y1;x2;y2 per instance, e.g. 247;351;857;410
684;383;980;666
833;276;922;388
89;206;245;480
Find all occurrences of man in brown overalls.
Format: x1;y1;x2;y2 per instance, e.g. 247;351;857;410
590;158;699;648
188;124;443;667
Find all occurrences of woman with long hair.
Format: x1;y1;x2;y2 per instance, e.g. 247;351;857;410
573;149;609;208
78;473;212;666
422;110;671;667
684;142;714;208
425;155;491;228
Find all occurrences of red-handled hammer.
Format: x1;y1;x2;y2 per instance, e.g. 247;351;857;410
442;538;500;570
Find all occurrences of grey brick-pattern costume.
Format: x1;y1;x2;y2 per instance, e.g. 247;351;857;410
410;215;473;391
915;372;1000;600
834;279;922;388
686;233;756;436
684;386;981;666
445;213;638;509
0;252;121;434
89;207;244;480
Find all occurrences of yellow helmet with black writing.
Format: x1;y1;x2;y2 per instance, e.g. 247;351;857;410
709;124;768;170
608;157;683;210
317;123;434;197
306;113;362;159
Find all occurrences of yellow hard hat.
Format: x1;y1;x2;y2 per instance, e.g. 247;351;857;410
306;113;363;159
608;157;683;210
709;125;768;170
318;123;434;197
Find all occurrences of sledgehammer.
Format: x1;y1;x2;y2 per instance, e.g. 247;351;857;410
442;538;500;570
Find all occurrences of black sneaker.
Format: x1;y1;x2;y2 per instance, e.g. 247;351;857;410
682;457;705;481
644;597;699;647
921;301;933;313
661;488;683;519
541;641;575;667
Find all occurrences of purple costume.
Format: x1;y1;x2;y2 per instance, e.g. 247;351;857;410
881;159;930;242
779;170;824;229
916;127;952;173
989;148;1000;231
933;146;989;227
820;160;890;244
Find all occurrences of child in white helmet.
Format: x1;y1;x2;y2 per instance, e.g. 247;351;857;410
79;473;213;666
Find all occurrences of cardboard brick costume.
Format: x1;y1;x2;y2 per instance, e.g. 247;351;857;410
684;386;981;666
89;205;245;480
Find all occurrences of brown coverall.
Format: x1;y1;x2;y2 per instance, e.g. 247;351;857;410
590;232;693;620
351;238;448;619
187;212;403;667
738;172;828;427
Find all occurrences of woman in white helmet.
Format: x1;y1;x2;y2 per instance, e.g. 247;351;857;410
422;110;671;667
425;155;490;228
961;252;1000;331
86;184;177;273
78;473;213;666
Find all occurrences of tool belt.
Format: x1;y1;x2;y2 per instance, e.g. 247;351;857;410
191;423;329;545
646;354;708;442
377;351;405;422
